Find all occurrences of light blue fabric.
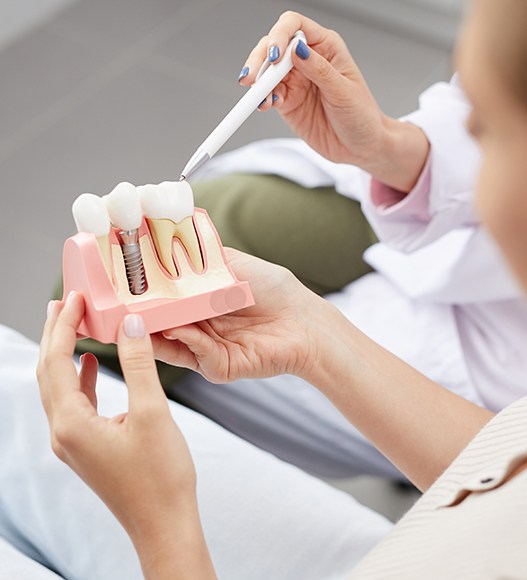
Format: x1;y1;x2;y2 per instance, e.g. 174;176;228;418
0;325;392;579
169;371;403;480
0;537;61;579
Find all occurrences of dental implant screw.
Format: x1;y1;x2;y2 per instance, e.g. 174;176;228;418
118;230;147;295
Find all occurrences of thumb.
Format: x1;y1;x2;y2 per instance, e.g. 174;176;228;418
292;39;342;91
117;314;167;414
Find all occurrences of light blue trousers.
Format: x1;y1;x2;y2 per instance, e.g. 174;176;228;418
0;325;392;580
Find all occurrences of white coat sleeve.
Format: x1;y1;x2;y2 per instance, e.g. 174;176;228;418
361;75;482;251
361;76;524;303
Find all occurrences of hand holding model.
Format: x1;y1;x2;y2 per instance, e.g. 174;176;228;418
38;293;216;579
154;248;491;494
242;11;430;192
153;248;325;383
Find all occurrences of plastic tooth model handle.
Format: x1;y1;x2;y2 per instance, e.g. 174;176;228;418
138;180;204;276
71;193;113;280
180;30;306;180
103;182;147;295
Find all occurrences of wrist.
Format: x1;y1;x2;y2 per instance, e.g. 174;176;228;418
128;495;215;579
296;297;358;391
297;298;380;407
361;116;430;193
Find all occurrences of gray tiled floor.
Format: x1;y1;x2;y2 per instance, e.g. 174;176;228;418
0;0;446;520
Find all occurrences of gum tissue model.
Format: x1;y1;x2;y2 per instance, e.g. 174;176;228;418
64;180;253;343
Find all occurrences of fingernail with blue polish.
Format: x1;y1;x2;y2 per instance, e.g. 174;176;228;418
295;40;310;60
269;45;280;62
272;94;279;104
258;98;266;108
238;66;249;81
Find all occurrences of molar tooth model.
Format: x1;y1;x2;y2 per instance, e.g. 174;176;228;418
63;180;254;343
138;180;204;276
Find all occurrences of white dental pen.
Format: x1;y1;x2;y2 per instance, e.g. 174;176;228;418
180;30;306;181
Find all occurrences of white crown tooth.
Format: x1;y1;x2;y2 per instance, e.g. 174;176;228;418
72;193;111;237
72;193;113;280
137;183;165;220
159;181;194;223
103;182;143;231
139;181;203;275
139;181;194;224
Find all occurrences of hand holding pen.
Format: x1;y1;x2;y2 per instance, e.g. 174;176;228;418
182;10;430;194
238;11;391;167
180;29;305;179
181;11;399;181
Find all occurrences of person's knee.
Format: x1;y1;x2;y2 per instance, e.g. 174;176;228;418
193;173;375;294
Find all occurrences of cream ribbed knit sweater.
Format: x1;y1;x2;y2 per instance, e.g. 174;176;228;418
349;396;527;579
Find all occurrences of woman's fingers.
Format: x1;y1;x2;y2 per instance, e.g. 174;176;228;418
271;83;286;107
162;324;214;360
38;300;60;414
239;11;335;87
157;324;227;382
274;11;334;47
48;292;86;358
239;35;268;86
151;332;200;372
257;91;277;112
40;299;62;355
38;292;87;410
266;11;333;64
291;39;341;90
117;314;168;416
79;353;99;410
265;13;297;65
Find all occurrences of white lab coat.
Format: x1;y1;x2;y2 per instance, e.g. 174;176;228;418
196;77;527;413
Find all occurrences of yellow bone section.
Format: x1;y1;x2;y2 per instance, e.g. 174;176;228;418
96;235;113;282
147;216;204;276
111;211;234;304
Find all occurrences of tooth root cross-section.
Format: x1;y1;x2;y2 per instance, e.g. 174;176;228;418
174;216;204;273
147;216;204;277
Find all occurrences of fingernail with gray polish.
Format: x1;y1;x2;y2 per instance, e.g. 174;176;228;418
295;40;310;60
238;66;249;81
269;45;280;62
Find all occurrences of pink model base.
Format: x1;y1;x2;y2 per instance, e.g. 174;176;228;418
62;209;254;344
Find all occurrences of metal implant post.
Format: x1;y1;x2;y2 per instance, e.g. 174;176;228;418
118;230;147;295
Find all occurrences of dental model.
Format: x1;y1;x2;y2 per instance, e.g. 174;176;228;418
71;193;113;280
64;179;254;343
103;182;147;295
138;180;204;276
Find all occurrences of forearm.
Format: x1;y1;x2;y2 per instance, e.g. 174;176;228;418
360;116;430;193
301;300;493;491
128;500;216;580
